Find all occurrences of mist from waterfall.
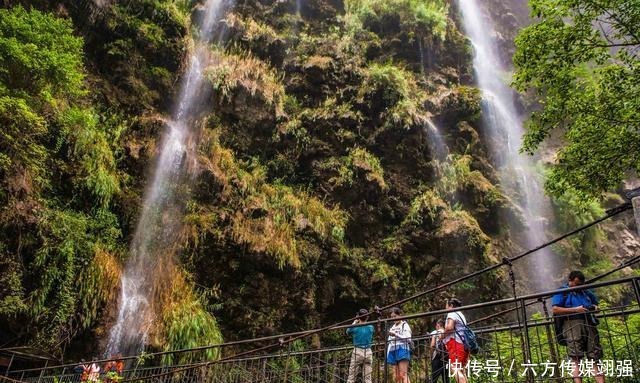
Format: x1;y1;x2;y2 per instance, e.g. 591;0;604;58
458;0;559;291
106;0;232;356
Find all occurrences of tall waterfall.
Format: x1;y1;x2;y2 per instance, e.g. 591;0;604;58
458;0;558;290
106;0;231;356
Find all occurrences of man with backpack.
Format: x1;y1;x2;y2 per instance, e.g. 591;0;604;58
552;270;605;383
444;298;469;383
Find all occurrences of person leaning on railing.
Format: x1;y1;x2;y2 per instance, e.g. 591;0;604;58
552;270;605;383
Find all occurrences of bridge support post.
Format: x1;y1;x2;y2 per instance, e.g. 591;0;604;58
4;353;14;376
36;360;48;383
519;298;534;383
633;278;640;308
383;320;388;383
627;188;640;236
540;299;558;361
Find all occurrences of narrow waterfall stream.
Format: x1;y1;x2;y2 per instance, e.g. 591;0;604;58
458;0;559;290
106;0;232;356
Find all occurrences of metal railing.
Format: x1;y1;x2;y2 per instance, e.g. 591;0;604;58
6;276;640;383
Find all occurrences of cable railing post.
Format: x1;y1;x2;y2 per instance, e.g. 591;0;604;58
632;278;640;307
539;298;559;362
519;298;534;383
620;305;638;363
5;353;14;376
383;320;388;383
36;360;49;383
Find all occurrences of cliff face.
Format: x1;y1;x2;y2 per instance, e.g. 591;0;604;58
1;0;637;357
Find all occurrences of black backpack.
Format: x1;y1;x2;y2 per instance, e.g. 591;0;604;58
553;292;569;346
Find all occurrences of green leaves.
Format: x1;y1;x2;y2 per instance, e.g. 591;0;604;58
0;6;125;352
0;6;84;100
513;0;640;201
346;0;448;41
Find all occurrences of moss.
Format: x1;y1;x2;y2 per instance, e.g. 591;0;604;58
403;189;447;227
77;249;121;330
160;270;223;363
437;86;482;124
192;130;348;268
206;49;285;116
358;62;428;130
345;0;448;41
317;146;387;190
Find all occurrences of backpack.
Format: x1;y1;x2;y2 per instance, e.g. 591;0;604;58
454;313;479;355
401;322;416;351
553;292;569;346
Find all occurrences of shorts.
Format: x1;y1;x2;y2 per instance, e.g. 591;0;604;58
563;319;603;360
386;348;410;365
446;338;469;368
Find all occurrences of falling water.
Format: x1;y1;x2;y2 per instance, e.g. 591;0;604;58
458;0;558;290
106;0;232;356
424;120;449;162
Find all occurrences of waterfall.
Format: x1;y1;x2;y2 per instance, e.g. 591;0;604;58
457;0;559;290
425;120;449;162
106;0;232;356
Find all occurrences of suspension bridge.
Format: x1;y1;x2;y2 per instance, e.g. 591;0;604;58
3;200;640;383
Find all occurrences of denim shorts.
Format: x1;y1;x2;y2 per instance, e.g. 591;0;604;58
386;348;410;365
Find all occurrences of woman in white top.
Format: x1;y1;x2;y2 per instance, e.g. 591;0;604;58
386;307;411;383
444;298;468;383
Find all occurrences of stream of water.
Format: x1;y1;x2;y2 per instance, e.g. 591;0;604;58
106;0;232;356
458;0;559;291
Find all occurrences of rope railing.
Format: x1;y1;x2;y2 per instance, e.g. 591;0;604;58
10;277;640;383
47;276;640;383
5;202;636;381
11;276;640;383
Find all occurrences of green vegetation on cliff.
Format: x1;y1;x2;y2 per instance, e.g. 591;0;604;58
0;5;123;349
2;0;635;360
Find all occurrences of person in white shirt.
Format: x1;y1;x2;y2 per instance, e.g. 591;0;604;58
444;298;468;383
386;307;411;383
429;319;447;383
87;359;101;383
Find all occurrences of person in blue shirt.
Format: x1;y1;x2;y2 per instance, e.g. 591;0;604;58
552;270;604;383
346;308;375;383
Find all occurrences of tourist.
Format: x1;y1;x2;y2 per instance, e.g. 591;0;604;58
386;307;411;383
552;270;605;383
346;308;374;383
76;359;88;381
444;298;468;383
87;358;101;383
114;355;124;375
429;319;447;383
103;355;121;383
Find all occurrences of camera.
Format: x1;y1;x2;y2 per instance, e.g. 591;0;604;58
586;305;596;311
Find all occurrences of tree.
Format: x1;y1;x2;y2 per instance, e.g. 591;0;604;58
513;0;640;202
0;6;121;351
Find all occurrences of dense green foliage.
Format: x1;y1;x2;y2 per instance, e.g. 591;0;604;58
0;5;123;350
513;0;640;201
0;0;636;361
